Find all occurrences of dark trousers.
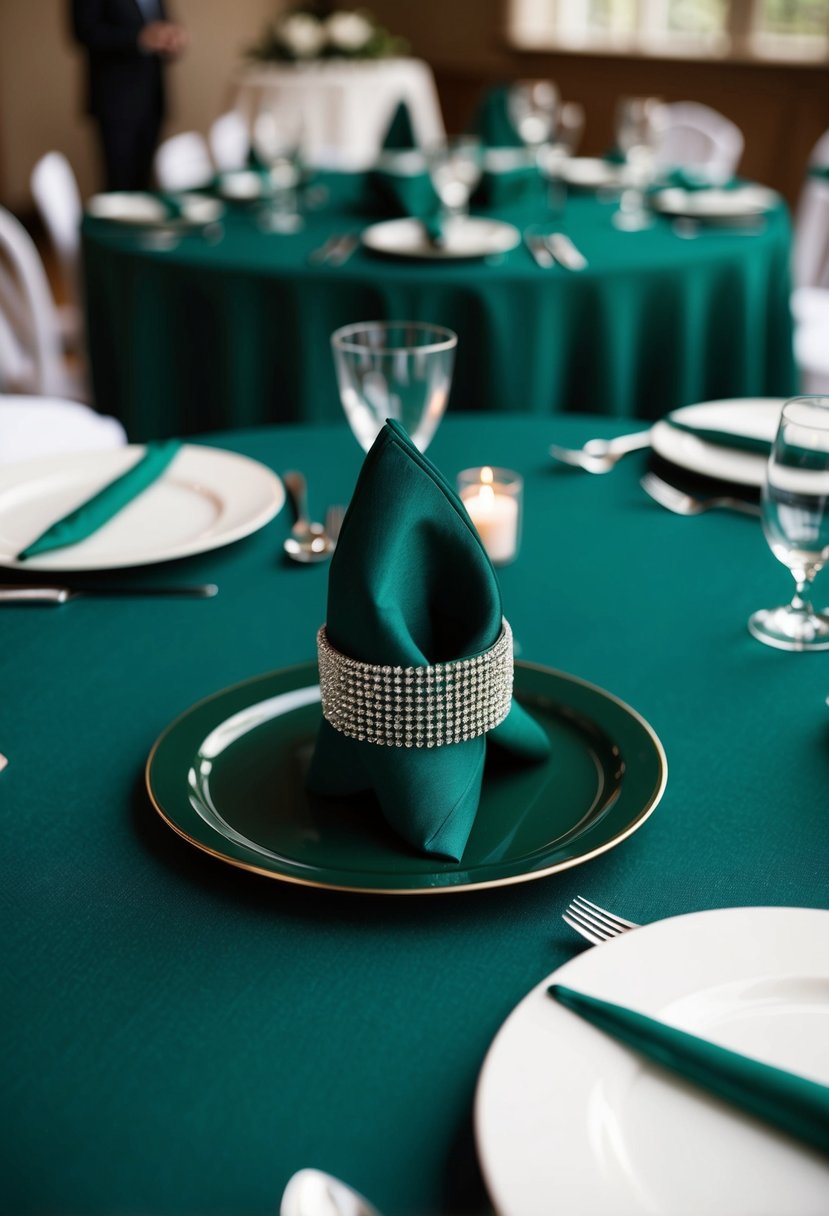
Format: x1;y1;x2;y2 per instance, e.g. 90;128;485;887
96;107;163;191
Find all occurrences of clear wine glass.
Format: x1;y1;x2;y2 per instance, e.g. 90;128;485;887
537;100;586;216
426;137;483;225
612;96;666;232
508;80;560;150
252;109;304;233
748;395;829;651
331;321;457;453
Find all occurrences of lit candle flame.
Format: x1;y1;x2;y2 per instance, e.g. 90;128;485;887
481;466;494;485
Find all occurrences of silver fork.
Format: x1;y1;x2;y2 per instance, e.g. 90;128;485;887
562;896;640;945
640;471;762;518
549;429;652;473
324;503;346;544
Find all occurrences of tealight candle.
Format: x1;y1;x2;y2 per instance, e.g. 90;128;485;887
457;466;522;565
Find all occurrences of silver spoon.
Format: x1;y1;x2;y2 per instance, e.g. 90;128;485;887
283;471;335;564
280;1168;381;1216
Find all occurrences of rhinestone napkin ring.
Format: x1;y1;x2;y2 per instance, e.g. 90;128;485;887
316;620;514;748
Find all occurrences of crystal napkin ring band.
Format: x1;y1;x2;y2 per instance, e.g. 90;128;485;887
317;620;513;749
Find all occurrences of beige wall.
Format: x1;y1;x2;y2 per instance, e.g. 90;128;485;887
0;0;280;210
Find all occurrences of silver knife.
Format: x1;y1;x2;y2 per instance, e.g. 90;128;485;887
0;583;218;604
524;232;554;268
546;232;588;271
308;233;346;265
326;233;358;267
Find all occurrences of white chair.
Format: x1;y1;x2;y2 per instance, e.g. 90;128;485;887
153;132;214;192
0;206;84;400
793;129;829;291
30;151;84;352
655;102;744;182
209;111;250;173
0;393;126;466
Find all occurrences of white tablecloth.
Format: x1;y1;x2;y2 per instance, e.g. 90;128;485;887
233;58;445;170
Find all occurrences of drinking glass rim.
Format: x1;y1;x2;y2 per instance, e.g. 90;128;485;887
331;321;458;356
781;395;829;432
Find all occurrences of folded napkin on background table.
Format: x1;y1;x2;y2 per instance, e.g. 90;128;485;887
18;440;182;560
369;156;444;243
550;984;829;1157
473;149;544;209
306;420;550;861
381;100;417;150
471;86;523;148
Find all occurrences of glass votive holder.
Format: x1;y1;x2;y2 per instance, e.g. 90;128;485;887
457;466;523;565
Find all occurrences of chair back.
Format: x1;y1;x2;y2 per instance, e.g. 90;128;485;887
30;152;83;303
154;132;214;191
656;102;744;181
209;111;250;172
0;206;72;398
793;129;829;289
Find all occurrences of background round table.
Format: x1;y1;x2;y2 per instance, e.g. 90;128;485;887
82;175;797;442
2;415;827;1213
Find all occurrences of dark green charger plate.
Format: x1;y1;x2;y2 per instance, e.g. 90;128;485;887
146;661;667;894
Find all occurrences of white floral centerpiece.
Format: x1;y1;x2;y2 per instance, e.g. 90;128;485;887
249;4;409;62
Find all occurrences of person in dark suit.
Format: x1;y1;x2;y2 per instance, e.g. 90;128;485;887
71;0;187;191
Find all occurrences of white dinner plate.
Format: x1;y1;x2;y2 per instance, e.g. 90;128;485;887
475;906;829;1216
651;397;784;486
86;192;224;227
361;217;521;260
216;171;267;201
560;157;626;188
0;444;284;572
651;184;778;219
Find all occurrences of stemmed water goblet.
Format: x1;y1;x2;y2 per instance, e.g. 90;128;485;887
252;109;304;233
508;80;560;151
612;97;666;232
537;101;586;217
331;321;457;453
748;395;829;651
426;137;483;228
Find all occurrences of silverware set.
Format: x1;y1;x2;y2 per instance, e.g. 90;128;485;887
308;232;358;267
563;895;640;944
549;429;652;472
0;583;218;604
282;470;344;564
640;471;761;518
524;230;588;271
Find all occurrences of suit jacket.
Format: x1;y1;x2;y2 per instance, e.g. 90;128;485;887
71;0;168;123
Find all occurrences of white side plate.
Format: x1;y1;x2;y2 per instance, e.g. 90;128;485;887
475;906;829;1216
0;445;284;571
651;185;778;219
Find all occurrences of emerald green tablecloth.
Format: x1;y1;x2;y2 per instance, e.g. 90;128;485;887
3;416;826;1214
82;174;797;441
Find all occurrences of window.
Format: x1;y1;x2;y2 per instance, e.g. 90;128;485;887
510;0;829;59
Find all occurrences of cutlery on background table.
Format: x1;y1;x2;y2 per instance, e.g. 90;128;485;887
524;231;555;269
640;471;762;517
280;1167;381;1216
308;233;348;265
326;233;359;267
549;429;653;473
324;503;346;546
545;232;588;271
0;583;218;604
283;471;337;564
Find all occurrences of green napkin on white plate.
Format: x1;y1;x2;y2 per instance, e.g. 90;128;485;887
550;984;829;1157
18;441;182;560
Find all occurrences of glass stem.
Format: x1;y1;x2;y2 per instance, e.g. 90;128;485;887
790;571;814;615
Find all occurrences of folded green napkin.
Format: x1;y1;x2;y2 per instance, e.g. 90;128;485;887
550;984;829;1158
665;417;771;455
370;162;444;243
655;168;739;192
306;420;550;861
470;86;523;148
382;101;416;150
18;441;182;560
